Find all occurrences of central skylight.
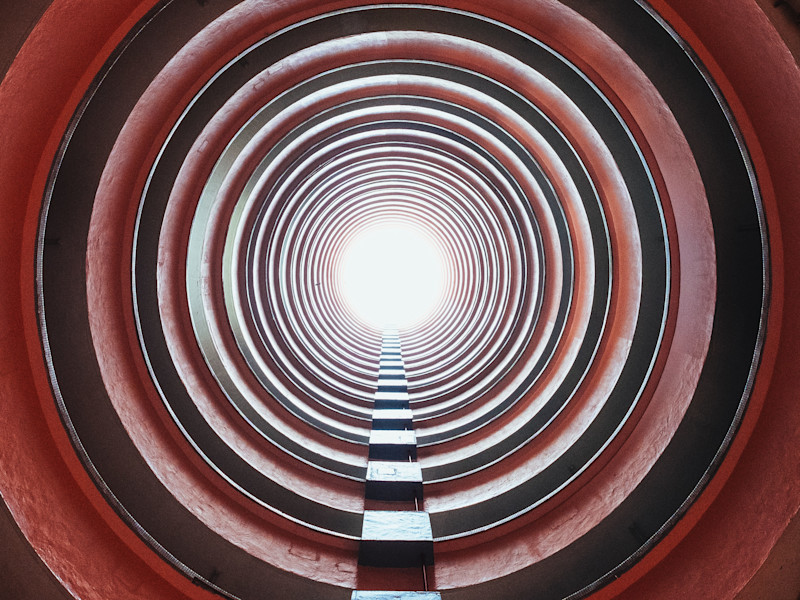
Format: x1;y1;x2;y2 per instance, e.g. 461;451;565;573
339;223;444;329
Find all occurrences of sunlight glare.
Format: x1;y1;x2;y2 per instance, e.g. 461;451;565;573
340;224;444;329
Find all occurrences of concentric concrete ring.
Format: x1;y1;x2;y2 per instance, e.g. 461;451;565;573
19;1;773;599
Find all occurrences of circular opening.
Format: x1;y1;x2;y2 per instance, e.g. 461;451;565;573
339;222;445;329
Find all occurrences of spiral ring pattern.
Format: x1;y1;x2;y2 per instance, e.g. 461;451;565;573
32;2;769;599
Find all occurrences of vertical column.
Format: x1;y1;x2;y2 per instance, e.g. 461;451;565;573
354;330;439;599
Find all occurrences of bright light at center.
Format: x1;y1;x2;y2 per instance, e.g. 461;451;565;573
340;224;444;329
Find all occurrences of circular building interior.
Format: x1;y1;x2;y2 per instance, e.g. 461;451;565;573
1;1;800;599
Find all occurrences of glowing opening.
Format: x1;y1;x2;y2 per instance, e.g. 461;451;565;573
340;223;444;329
